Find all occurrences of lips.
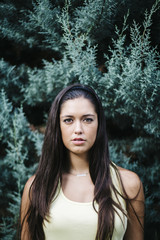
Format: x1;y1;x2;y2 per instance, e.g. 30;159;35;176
72;138;86;145
73;138;85;141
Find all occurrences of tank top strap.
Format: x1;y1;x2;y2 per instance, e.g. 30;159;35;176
110;162;127;209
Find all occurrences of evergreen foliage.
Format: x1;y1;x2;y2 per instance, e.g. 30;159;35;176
0;91;43;239
0;0;160;239
0;59;28;105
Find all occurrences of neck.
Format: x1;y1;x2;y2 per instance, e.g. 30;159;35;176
68;152;89;174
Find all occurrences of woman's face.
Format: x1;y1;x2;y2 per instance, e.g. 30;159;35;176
60;97;98;158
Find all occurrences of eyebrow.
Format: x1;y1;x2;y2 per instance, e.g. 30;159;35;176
61;114;95;118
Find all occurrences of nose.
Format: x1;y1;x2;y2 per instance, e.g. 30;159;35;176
74;120;83;134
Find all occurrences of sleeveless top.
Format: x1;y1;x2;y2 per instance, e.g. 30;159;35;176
43;164;127;240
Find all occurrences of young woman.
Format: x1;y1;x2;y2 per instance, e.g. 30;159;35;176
20;84;145;240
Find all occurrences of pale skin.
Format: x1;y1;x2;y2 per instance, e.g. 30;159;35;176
21;97;145;239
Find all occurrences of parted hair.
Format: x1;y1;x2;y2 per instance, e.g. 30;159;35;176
21;84;127;240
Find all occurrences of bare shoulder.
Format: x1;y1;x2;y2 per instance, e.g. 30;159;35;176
22;175;35;197
117;166;143;199
21;176;36;238
24;175;35;190
21;175;35;220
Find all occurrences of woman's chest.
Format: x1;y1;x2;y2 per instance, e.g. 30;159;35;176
61;173;95;203
43;189;98;240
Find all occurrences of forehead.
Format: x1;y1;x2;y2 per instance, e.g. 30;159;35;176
60;97;96;115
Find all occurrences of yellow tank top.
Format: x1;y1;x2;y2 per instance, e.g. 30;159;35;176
43;164;127;240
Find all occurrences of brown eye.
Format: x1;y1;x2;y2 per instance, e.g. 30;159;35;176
64;118;73;124
83;118;93;123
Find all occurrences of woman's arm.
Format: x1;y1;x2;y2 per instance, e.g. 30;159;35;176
20;175;35;240
119;168;145;240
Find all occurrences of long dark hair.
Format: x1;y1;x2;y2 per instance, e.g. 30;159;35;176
21;84;131;239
